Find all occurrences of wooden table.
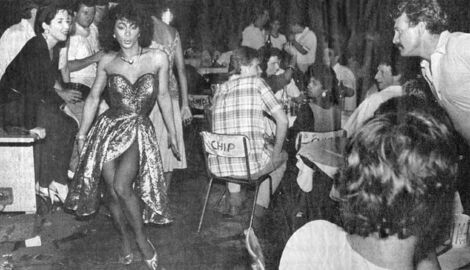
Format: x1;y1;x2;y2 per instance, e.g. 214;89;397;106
0;135;38;213
197;66;229;75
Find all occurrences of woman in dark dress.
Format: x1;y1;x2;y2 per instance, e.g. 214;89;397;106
0;4;79;197
65;3;179;269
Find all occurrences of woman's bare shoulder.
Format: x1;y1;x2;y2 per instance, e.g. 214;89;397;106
101;51;119;64
145;47;167;59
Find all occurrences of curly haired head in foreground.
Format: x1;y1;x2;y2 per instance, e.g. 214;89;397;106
337;106;458;253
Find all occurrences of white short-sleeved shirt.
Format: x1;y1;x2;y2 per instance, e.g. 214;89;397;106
280;220;388;270
61;23;100;87
269;33;287;50
333;63;357;112
294;27;317;72
420;31;470;144
241;24;266;50
343;85;402;136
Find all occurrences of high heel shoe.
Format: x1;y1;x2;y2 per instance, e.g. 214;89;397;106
118;253;133;265
144;239;158;270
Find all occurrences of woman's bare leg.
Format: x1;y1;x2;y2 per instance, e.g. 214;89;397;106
102;160;132;257
112;141;154;259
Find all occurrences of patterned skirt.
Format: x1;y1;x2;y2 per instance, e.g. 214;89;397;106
64;110;173;224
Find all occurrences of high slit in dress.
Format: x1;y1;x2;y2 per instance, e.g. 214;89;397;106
65;73;172;225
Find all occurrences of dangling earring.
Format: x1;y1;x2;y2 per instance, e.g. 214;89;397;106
43;29;49;40
113;34;116;39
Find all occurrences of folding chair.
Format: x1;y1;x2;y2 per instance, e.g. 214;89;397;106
186;95;212;165
188;94;211;121
198;131;272;233
245;227;265;270
293;130;346;222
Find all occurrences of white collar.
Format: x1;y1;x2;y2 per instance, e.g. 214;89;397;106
73;22;90;37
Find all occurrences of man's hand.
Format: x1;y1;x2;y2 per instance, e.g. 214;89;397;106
57;89;82;104
338;82;355;98
29;127;46;139
271;150;288;170
284;43;296;56
287;33;295;42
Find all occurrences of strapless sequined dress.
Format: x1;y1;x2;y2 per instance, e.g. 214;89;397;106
65;73;172;225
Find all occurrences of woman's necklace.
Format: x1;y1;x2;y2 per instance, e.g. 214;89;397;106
119;47;142;65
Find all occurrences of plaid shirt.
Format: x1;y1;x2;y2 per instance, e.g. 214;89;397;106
209;75;282;177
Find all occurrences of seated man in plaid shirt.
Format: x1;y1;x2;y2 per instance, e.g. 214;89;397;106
210;46;288;226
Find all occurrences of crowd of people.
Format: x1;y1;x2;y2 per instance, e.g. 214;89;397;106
0;0;469;269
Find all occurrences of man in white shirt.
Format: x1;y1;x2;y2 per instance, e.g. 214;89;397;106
63;0;103;91
62;0;105;177
267;18;287;50
284;18;317;73
0;0;39;79
343;61;402;136
392;0;470;215
241;8;269;50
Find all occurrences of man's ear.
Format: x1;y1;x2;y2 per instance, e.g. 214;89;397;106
417;21;427;35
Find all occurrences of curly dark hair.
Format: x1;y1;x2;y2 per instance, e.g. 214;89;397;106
393;0;448;35
337;106;458;255
308;63;340;105
99;2;153;52
34;3;71;35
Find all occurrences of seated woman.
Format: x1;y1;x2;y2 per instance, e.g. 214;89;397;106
280;102;458;270
0;4;77;201
289;64;353;137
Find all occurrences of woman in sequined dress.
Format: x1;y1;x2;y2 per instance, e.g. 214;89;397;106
65;3;178;269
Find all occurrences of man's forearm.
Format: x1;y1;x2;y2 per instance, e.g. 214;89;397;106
273;120;288;155
292;40;308;55
68;55;97;72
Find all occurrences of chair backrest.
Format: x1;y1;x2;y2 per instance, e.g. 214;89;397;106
201;131;249;158
200;131;252;179
188;94;211;111
295;129;346;151
188;94;211;120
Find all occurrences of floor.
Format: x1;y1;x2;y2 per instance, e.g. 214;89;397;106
1;123;470;270
0;124;291;270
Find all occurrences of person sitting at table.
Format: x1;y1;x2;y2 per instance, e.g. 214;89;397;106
280;104;458;270
343;57;405;136
0;4;78;203
210;46;288;229
260;47;301;97
289;64;353;141
280;64;352;225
